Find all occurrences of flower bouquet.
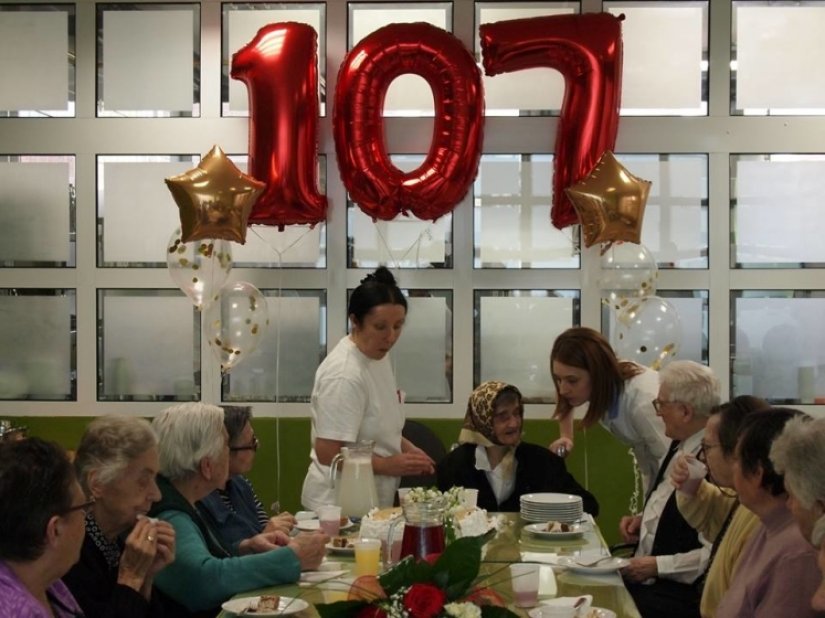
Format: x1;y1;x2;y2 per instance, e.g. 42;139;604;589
316;536;519;618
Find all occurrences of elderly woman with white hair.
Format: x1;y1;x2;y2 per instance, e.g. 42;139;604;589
149;403;328;616
813;516;825;611
63;416;175;618
770;415;825;544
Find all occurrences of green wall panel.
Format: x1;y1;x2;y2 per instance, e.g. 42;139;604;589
8;415;635;546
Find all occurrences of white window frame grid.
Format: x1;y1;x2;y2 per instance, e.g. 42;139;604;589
0;0;822;420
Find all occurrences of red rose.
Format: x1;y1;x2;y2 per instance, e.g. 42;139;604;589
355;605;387;618
403;583;446;618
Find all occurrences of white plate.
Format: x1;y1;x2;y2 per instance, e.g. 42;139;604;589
325;541;355;555
296;518;355;532
554;556;628;575
528;607;615;618
524;523;585;540
521;493;583;506
221;596;309;616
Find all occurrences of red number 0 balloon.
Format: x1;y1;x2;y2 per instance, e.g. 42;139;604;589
334;22;484;222
480;13;624;230
231;22;327;229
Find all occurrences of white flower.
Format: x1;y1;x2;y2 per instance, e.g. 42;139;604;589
444;602;482;618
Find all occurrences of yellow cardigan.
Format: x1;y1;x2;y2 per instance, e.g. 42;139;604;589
676;480;761;618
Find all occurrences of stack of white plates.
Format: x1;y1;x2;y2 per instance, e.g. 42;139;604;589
520;492;583;523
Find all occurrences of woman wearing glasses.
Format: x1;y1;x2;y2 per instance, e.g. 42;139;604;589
63;416;175;618
197;406;296;554
669;396;768;618
549;327;668;493
437;381;598;514
0;438;85;617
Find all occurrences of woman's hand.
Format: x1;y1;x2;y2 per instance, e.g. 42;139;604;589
264;511;296;535
287;531;329;571
239;530;291;555
549;437;574;457
118;518;160;595
374;451;435;477
147;520;175;577
670;454;690;492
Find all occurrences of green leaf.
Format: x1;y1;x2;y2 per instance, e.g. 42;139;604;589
480;606;520;618
316;600;368;618
378;556;434;593
432;536;483;600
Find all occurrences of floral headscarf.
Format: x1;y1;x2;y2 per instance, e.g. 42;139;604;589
458;381;523;475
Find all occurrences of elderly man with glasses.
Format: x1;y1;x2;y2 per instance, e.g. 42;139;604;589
619;360;720;618
197;405;296;556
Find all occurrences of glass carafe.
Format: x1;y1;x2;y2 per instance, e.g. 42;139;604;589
398;498;446;561
329;441;379;519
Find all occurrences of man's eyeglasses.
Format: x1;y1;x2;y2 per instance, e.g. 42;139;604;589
651;398;682;414
230;436;259;452
61;498;95;517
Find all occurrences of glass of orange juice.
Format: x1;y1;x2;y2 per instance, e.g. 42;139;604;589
354;538;382;576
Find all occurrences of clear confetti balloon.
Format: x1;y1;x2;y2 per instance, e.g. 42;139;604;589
208;281;269;373
166;228;232;311
614;296;681;371
599;242;658;325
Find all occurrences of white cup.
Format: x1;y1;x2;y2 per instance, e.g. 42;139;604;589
509;563;541;607
397;487;411;504
317;505;342;536
461;488;479;509
680;455;708;496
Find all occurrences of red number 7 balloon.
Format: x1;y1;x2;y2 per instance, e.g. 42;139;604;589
480;12;624;231
231;22;327;230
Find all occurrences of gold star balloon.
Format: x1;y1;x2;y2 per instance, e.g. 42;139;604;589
165;145;265;244
565;151;652;251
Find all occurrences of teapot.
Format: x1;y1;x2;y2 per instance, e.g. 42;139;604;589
388;495;446;562
329;441;379;519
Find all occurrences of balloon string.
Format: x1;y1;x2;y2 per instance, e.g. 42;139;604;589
372;220;430;269
248;225;314;262
274;252;283;509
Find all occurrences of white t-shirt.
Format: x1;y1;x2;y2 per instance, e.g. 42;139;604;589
600;366;669;494
301;336;404;510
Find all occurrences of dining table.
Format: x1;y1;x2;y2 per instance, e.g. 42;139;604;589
217;513;642;618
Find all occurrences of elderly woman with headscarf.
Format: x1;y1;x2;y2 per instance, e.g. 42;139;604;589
770;415;825;544
63;416;175;618
148;402;328;617
436;380;598;514
0;438;86;617
197;405;295;555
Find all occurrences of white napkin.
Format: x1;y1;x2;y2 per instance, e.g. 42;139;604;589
300;570;348;583
520;551;559;565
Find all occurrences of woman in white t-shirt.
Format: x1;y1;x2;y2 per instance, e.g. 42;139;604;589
549;327;668;494
301;267;435;510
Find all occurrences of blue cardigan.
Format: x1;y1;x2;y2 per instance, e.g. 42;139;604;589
197;475;265;555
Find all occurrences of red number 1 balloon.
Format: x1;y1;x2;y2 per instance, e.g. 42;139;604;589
231;22;327;230
480;13;624;230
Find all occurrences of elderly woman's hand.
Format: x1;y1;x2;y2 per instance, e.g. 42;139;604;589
264;511;297;535
118;517;161;596
287;531;329;571
147;520;175;577
239;530;292;555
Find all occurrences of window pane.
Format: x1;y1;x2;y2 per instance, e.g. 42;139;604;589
732;154;825;267
229;156;327;268
392;291;453;403
0;289;75;400
606;2;708;116
0;156;75;267
475;2;577;117
349;2;451;117
0;4;75;117
618;154;708;269
222;3;326;117
732;291;825;404
98;156;199;267
223;290;326;402
347;155;452;269
97;4;200;117
475;290;580;402
603;290;709;365
98;290;200;401
474;154;579;269
733;1;825;115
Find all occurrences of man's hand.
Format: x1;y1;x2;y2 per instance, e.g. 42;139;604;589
619;514;642;544
621;556;658;583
